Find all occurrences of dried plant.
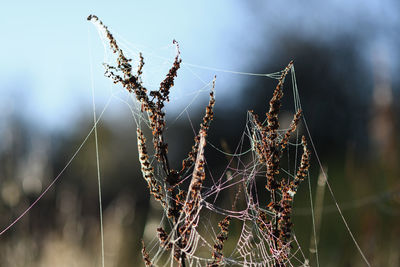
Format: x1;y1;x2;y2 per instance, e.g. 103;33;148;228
250;62;311;265
208;216;231;267
89;15;311;267
141;240;153;267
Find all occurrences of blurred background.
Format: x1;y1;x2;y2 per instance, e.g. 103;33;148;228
0;1;399;266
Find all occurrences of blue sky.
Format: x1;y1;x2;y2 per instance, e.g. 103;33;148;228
0;1;259;131
0;1;398;132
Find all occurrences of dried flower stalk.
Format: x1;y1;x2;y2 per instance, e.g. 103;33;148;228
208;216;231;267
141;240;153;267
249;61;311;265
137;128;166;208
90;15;313;266
176;129;207;258
157;227;172;250
176;77;216;186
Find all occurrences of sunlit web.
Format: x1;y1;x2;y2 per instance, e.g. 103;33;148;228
88;15;371;267
0;15;372;267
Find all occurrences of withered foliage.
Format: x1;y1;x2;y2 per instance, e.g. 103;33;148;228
178;130;207;256
87;14;180;175
90;15;311;267
208;216;231;267
88;15;217;266
157;227;172;250
167;189;186;219
141;240;153;267
137;128;166;208
174;77;216;187
251;61;311;265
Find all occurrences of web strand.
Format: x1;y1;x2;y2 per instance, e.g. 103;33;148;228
0;96;113;237
89;26;105;267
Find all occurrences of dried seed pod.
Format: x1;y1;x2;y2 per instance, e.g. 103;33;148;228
290;135;311;193
266;60;293;140
257;210;271;232
178;129;207;253
280;109;302;149
157;227;172;250
208;216;231;267
168;189;186;219
179;79;216;181
137;128;166;208
183;129;207;217
158;40;181;102
141;240;153;267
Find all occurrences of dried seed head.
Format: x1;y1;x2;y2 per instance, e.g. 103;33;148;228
141;240;153;267
179;78;216;179
280;109;302;149
137;128;166;208
290;135;311;194
183;129;207;217
167;189;186;219
267;61;294;140
208;216;231;266
157;227;172;250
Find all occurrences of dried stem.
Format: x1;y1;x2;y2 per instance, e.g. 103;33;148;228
90;15;312;266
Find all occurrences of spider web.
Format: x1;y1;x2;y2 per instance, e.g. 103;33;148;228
86;16;371;267
135;78;308;266
88;16;307;266
0;15;372;267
